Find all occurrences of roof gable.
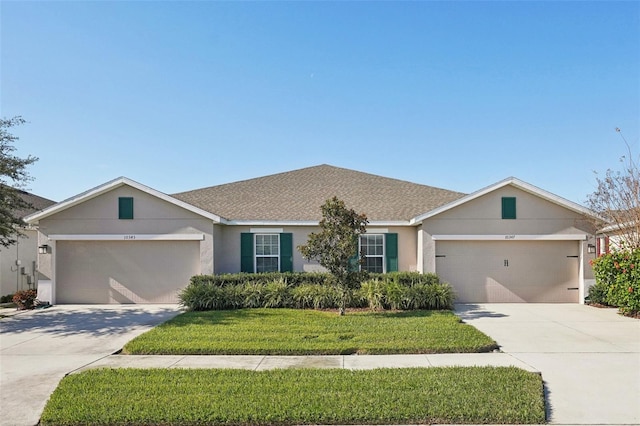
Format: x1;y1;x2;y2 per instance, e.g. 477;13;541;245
410;177;597;224
172;164;466;222
24;177;223;224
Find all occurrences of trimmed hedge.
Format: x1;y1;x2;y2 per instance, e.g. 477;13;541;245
180;272;455;311
589;249;640;316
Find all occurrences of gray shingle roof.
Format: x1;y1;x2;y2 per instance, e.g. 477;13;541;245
14;189;56;219
172;164;465;222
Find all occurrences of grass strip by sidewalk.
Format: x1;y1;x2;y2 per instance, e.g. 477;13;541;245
123;309;497;355
41;367;545;425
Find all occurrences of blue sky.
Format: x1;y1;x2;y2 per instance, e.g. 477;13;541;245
1;1;638;206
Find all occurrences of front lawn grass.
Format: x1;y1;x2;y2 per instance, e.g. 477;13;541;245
123;308;497;354
40;367;545;425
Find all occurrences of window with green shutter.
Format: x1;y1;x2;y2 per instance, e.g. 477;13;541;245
241;232;293;273
502;197;516;219
359;233;398;273
118;197;134;220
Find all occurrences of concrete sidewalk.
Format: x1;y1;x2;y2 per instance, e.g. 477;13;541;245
78;352;539;372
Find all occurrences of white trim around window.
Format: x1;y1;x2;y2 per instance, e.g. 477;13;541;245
360;234;385;273
254;233;280;273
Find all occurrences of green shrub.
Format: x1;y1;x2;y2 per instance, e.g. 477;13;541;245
190;272;331;287
384;278;405;310
221;285;244;309
586;281;610;306
591;249;640;316
242;282;265;308
291;284;342;309
180;272;456;312
263;278;292;308
12;289;38;310
290;284;315;309
429;282;456;310
359;279;385;310
0;293;14;304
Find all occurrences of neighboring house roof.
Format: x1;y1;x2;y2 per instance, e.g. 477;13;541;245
13;189;56;219
24;177;224;224
172;164;466;223
411;176;599;224
599;219;639;234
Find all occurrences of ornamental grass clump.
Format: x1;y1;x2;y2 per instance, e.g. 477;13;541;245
179;271;456;312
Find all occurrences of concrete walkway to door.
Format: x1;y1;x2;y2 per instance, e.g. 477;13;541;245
455;303;640;425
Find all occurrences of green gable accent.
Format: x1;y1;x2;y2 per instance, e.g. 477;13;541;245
118;197;134;220
385;233;398;272
240;233;254;273
502;197;516;219
280;233;293;272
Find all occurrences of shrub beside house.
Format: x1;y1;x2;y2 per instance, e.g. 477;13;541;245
179;271;455;311
589;248;640;317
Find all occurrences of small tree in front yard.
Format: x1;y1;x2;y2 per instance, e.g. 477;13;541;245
298;197;368;315
0;116;38;247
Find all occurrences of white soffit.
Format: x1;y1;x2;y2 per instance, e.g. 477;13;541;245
48;234;205;241
431;234;587;241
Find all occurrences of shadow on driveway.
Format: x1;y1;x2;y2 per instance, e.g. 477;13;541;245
454;303;509;320
0;305;183;337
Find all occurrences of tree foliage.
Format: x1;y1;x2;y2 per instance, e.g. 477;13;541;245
586;129;640;250
0;116;38;247
298;196;368;315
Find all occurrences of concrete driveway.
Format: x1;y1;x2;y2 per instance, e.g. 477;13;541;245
0;304;182;426
456;303;640;425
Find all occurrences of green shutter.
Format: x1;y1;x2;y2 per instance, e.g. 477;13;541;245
240;233;254;273
385;233;398;272
502;197;516;219
280;233;293;272
118;197;134;220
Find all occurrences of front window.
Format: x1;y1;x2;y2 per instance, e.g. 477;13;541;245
255;234;280;273
360;234;384;273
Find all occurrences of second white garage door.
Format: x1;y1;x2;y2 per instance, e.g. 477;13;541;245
56;240;200;304
435;240;580;303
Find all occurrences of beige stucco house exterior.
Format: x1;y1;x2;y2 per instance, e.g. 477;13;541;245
25;165;598;305
0;190;55;298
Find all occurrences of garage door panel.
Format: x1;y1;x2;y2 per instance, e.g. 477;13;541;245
56;241;200;304
436;241;579;303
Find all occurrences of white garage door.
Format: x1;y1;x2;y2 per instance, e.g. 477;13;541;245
56;241;200;304
436;240;580;303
